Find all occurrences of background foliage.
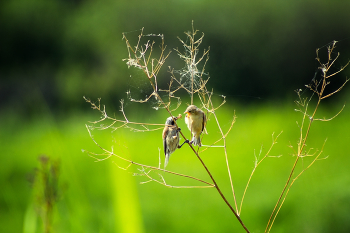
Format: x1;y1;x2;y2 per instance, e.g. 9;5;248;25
2;0;350;113
1;0;350;232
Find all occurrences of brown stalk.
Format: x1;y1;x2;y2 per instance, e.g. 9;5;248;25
265;41;348;233
123;26;250;232
239;131;283;215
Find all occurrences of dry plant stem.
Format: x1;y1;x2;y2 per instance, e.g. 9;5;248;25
265;96;316;233
88;29;348;233
186;141;250;233
269;140;327;230
123;30;183;120
199;114;235;152
85;124;214;188
130;28;249;231
123;33;196;153
195;86;243;227
175;25;248;231
139;168;213;188
175;21;210;102
239;131;283;215
190;23;195;105
265;41;349;233
84;97;165;132
123;30;198;160
206;95;239;214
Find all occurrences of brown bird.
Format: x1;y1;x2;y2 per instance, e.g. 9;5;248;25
162;116;188;168
184;105;206;146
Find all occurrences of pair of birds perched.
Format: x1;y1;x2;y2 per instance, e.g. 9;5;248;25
162;105;206;167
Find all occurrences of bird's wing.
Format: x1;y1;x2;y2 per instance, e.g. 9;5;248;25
202;112;206;132
162;127;168;156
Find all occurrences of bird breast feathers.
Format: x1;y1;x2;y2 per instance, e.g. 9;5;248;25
186;113;204;134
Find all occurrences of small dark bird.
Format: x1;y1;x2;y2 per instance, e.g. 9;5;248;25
184;105;206;146
162;115;188;168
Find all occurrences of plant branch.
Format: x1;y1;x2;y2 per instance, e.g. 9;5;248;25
265;40;348;233
240;131;282;215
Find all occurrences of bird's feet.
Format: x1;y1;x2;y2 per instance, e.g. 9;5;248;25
178;139;190;148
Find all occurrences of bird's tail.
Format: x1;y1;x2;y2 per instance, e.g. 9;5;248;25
192;135;201;147
164;154;170;168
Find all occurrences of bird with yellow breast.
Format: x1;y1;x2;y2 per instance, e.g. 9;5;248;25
184;105;206;147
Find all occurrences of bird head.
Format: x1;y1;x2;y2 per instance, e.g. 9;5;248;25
184;105;199;117
165;117;176;126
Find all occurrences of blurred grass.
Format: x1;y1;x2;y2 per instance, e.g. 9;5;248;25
1;101;350;233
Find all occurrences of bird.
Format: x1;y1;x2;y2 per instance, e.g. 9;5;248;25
162;115;188;168
184;105;206;146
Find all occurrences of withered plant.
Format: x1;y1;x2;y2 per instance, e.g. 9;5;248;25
265;40;349;233
84;23;349;233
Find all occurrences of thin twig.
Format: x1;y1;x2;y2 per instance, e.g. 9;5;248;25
239;131;282;215
85;124;215;187
265;40;348;233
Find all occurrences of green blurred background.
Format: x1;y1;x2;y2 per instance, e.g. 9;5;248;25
1;0;350;232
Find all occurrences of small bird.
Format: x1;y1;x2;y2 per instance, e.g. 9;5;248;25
184;105;206;146
162;115;188;168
